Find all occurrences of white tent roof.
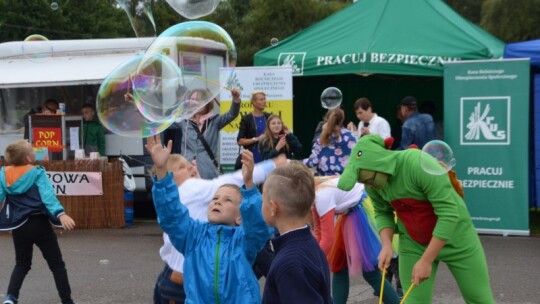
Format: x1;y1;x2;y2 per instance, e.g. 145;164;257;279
0;38;154;88
0;54;142;88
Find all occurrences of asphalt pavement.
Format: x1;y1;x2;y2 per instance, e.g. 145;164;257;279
1;220;539;304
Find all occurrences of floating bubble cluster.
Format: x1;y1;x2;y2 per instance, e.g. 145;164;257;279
98;21;237;138
96;55;175;138
139;21;236;115
130;53;189;122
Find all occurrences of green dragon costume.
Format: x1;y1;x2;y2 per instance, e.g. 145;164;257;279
338;135;494;304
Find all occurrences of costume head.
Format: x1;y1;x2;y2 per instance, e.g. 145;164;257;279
337;134;397;191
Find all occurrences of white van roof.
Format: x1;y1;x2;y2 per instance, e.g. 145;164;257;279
0;38;154;88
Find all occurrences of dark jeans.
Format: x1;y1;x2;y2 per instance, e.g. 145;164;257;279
7;215;73;304
386;257;402;291
153;264;186;304
333;267;400;304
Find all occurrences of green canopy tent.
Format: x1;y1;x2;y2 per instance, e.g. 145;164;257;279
255;0;503;77
253;0;504;155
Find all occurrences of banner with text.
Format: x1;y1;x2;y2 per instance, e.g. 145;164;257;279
219;66;293;172
444;59;530;235
33;127;63;152
47;171;103;196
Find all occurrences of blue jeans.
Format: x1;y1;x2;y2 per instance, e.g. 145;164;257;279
153;264;186;304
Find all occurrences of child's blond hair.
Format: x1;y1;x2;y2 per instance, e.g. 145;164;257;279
4;140;32;166
218;184;242;201
265;163;315;218
148;154;186;179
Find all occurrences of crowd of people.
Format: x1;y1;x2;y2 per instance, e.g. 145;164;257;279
1;90;496;304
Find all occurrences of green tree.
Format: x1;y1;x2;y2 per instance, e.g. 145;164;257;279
0;0;353;66
235;0;348;66
0;0;132;42
62;0;132;39
153;0;186;33
444;0;483;24
229;0;251;20
480;0;540;42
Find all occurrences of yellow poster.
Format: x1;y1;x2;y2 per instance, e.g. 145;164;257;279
218;66;293;171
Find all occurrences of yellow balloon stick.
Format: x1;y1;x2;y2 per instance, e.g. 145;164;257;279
378;268;386;304
400;284;416;304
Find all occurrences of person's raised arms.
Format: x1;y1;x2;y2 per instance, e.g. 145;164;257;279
231;88;241;104
241;149;255;190
145;135;172;181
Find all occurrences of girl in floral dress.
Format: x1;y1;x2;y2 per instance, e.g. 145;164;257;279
304;108;356;176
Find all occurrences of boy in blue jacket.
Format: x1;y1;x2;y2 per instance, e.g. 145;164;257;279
146;135;272;304
0;140;76;304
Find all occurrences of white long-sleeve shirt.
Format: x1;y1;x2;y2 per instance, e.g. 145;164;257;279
314;177;365;216
159;160;276;272
355;113;391;139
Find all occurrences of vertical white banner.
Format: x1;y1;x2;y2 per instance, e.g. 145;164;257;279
218;66;293;171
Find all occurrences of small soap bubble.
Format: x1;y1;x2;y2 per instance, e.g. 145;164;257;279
320;87;342;109
419;140;456;175
22;34;53;63
51;2;59;10
165;0;221;20
270;37;279;46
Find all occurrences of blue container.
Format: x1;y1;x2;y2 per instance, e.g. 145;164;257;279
124;191;134;227
125;207;134;227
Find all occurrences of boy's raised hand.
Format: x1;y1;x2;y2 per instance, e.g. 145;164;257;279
145;135;172;180
231;88;241;104
241;149;255;190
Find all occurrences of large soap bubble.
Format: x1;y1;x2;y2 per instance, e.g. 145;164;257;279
131;53;189;122
419;140;456;175
140;21;237;115
22;34;53;63
320;87;343;109
116;0;157;37
165;0;221;20
96;55;174;138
